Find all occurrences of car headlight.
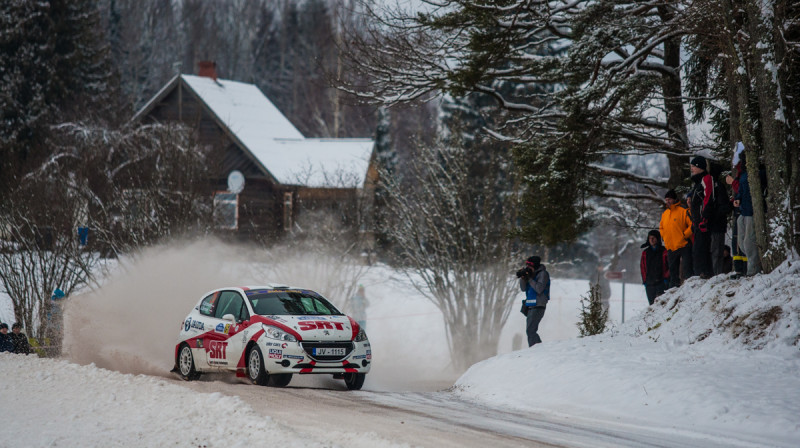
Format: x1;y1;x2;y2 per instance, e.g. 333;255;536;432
263;324;297;342
355;328;368;342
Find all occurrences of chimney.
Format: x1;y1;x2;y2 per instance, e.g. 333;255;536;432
197;61;217;81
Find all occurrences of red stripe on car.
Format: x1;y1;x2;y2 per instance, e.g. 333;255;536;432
235;328;266;373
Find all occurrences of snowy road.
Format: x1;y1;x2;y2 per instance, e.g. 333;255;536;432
169;374;754;448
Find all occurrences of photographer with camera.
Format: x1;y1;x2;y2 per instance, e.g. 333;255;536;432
518;256;551;347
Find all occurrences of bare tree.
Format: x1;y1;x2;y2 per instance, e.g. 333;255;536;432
381;140;519;371
0;193;101;352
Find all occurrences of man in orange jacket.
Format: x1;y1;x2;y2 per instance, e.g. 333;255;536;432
659;189;693;288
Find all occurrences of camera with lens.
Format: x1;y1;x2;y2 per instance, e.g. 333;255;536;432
516;267;532;278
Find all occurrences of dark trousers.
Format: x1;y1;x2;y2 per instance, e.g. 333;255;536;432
645;283;665;305
526;306;546;347
710;232;726;276
692;230;713;278
667;244;692;288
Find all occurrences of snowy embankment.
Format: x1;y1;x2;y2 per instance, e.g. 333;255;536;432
453;260;800;447
0;354;403;448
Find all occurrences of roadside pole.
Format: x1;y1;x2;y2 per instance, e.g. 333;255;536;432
604;270;626;323
621;269;627;323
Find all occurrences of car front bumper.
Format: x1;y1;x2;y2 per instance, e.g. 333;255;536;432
257;338;371;375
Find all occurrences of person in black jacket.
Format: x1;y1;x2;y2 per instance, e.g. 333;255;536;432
688;156;715;279
0;323;15;353
640;230;669;305
10;323;31;355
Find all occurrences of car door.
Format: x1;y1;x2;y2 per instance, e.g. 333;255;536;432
205;290;250;370
218;290;251;369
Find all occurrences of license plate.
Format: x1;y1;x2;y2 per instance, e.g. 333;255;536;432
314;347;345;356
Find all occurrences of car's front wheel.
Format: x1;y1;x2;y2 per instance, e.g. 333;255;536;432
268;373;292;388
344;372;365;390
247;346;269;386
178;343;200;381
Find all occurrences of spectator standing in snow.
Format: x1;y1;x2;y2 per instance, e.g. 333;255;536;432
688;156;715;279
640;230;669;305
0;323;15;353
707;160;731;276
733;152;763;277
659;189;693;288
518;256;550;347
10;322;31;355
349;285;369;331
727;142;747;277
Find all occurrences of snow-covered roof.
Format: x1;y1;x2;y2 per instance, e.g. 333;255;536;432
179;75;373;188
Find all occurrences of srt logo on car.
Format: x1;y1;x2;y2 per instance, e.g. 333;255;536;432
207;340;227;359
297;321;346;331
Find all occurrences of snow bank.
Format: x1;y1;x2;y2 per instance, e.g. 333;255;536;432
453;260;800;447
0;354;404;448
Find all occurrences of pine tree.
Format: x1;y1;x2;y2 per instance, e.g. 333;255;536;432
577;283;609;337
0;0;56;191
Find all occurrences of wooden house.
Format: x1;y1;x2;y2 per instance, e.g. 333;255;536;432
132;63;376;243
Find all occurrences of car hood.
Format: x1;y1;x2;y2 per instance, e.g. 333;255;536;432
257;314;357;341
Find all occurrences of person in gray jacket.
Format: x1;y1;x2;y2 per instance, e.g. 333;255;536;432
517;256;551;347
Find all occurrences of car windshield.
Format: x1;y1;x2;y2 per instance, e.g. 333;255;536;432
245;289;343;316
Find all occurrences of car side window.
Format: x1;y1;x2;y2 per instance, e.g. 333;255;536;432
215;291;249;322
199;292;219;316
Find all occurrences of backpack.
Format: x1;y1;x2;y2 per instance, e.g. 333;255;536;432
712;177;732;221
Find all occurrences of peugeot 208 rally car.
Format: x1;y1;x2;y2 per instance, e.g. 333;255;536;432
173;286;371;390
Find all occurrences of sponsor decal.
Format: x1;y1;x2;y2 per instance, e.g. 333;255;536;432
352;354;366;360
281;343;288;349
268;349;282;359
215;323;226;333
297;320;345;331
296;316;326;320
185;319;205;332
265;342;282;347
283;354;304;360
208;359;227;366
366;350;371;360
362;343;371;348
207;340;227;360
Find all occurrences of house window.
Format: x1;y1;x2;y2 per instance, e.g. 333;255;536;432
214;192;238;229
283;192;293;231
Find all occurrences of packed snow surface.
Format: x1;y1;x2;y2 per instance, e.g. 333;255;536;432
1;242;798;447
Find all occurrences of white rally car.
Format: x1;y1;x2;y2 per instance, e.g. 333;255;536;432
172;286;371;390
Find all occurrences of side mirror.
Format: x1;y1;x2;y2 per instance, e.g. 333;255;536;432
222;314;236;322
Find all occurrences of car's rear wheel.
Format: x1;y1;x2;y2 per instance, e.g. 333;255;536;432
268;373;292;388
344;372;365;390
178;343;200;381
247;346;269;386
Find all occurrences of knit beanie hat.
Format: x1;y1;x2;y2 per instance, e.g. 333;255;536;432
690;156;707;171
664;189;677;200
526;256;541;269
